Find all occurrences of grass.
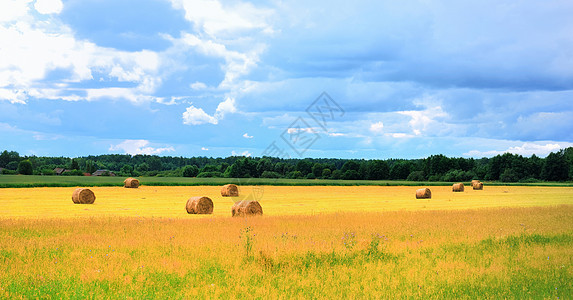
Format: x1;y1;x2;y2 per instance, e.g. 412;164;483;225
1;174;572;188
1;206;572;298
1;185;571;297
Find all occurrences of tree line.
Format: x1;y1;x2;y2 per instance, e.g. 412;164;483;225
1;148;572;182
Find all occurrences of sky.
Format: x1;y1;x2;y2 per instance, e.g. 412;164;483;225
1;0;573;159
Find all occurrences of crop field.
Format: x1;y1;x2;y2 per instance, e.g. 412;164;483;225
1;185;573;219
1;185;572;298
1;175;572;188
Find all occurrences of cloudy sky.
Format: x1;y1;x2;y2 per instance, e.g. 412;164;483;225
1;0;572;159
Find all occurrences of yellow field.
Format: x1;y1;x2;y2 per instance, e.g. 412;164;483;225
1;185;572;298
1;185;572;218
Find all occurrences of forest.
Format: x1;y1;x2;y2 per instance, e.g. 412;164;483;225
1;148;572;182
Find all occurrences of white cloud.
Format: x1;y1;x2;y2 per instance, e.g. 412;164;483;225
0;6;162;104
169;0;274;37
243;133;253;139
398;99;449;136
182;105;218;125
389;133;412;138
464;143;566;158
34;0;63;15
173;33;263;88
369;121;384;134
328;132;346;137
182;97;237;125
231;150;252;157
109;139;175;155
190;81;207;90
287;127;317;134
0;0;30;22
215;97;237;118
201;147;209;151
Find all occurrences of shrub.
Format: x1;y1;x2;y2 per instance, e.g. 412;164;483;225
260;171;281;178
519;177;539;183
288;171;303;179
62;170;84;176
1;169;17;175
196;171;223;178
428;174;441;182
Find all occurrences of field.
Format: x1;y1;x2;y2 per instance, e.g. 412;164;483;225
1;185;573;298
1;174;572;188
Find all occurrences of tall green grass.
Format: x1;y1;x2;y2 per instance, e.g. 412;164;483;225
0;174;571;188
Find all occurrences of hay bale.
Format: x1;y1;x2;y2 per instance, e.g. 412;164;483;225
221;184;239;197
416;188;431;199
124;177;140;188
473;182;483;190
452;183;464;192
231;200;263;217
471;180;480;186
186;196;214;214
72;188;95;204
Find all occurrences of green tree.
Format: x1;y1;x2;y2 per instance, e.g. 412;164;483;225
256;159;273;177
295;160;313;176
182;165;199;177
500;168;518;182
389;161;411;180
406;171;425;181
541;151;569;181
341;161;360;173
84;160;97;174
120;164;134;176
137;163;150;173
148;156;162;171
0;150;20;168
312;163;325;178
70;159;80;170
343;170;360;180
366;160;389;180
331;169;343;179
17;159;33;175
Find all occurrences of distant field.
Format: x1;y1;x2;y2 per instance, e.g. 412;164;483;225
1;185;572;219
1;175;572;188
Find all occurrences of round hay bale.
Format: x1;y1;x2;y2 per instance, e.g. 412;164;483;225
471;180;480;186
416;188;431;199
186;196;214;214
221;184;239;197
72;188;96;204
452;183;464;192
124;177;140;188
473;182;483;190
231;200;263;217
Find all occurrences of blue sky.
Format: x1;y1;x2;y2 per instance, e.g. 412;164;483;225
1;0;572;159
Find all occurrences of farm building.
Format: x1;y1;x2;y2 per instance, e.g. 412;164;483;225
92;169;116;176
53;168;66;175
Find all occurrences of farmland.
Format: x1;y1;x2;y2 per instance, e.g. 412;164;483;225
1;185;573;218
1;174;572;188
1;185;572;298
